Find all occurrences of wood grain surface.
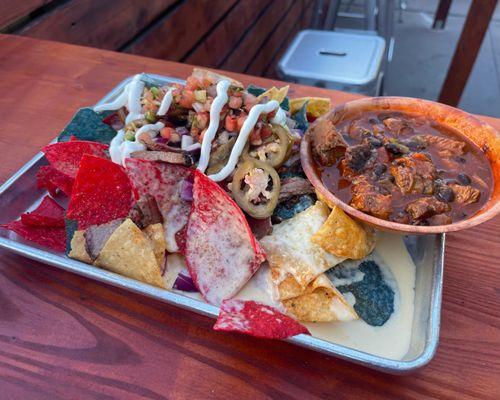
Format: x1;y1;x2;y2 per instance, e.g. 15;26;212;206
0;35;499;400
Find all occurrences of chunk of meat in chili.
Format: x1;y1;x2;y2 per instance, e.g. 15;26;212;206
390;153;436;195
311;119;347;166
448;183;480;205
418;135;465;158
405;197;451;221
383;118;405;134
344;143;375;173
350;176;392;219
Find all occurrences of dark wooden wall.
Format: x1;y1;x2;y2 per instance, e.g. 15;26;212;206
0;0;315;79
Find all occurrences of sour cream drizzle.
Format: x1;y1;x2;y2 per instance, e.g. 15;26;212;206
157;89;173;116
208;100;280;182
197;80;231;173
270;107;287;125
125;75;145;124
109;122;164;165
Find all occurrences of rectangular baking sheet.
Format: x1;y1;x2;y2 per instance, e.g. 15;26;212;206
0;74;444;373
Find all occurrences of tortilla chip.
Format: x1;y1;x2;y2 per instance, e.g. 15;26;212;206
69;230;92;263
312;206;375;260
273;272;304;300
258;86;289;104
191;68;243;88
290;97;331;117
283;274;358;322
315;189;335;209
143;223;167;268
95;219;164;288
260;201;344;300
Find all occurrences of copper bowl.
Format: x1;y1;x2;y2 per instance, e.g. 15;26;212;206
300;96;500;234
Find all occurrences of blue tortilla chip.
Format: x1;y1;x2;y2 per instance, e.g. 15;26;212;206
246;85;266;97
292;101;309;132
330;260;395;326
58;108;117;144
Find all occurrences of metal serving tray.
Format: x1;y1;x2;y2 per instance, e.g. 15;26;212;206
0;74;443;374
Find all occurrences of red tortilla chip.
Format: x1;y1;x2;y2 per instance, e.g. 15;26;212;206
214;300;310;339
125;158;192;253
21;195;65;227
2;220;66;252
185;170;266;305
36;165;74;196
43;140;108;178
67;155;133;229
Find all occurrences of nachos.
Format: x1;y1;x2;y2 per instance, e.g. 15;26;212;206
3;69;384;340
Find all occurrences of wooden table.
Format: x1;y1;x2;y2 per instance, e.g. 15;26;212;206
0;35;498;400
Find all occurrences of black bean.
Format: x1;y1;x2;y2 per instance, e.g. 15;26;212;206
373;163;387;177
368;118;379;125
435;185;455;203
368;137;383;148
385;142;409;155
457;173;471;185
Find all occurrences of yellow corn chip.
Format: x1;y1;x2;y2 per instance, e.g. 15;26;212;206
290;97;331;117
315;189;336;209
258;86;289;104
95;219;164;288
69;230;92;263
143;223;167;269
283;274;358;322
311;206;375;260
260;202;344;299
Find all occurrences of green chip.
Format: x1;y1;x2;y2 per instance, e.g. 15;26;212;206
246;85;266;97
64;219;79;255
292;100;309;131
58;108;117;144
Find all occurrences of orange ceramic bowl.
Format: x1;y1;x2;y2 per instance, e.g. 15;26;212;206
300;96;500;234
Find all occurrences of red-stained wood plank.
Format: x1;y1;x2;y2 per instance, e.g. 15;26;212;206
0;35;499;400
220;0;294;72
183;0;272;68
16;0;178;50
124;0;238;61
0;0;52;31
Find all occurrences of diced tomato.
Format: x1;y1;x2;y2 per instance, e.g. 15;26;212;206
225;115;237;132
260;124;273;140
186;76;201;91
237;114;247;130
160;127;175;140
249;127;262;146
267;110;277;119
179;90;196;108
228;95;243;110
243;93;259;112
306;113;317;123
196;112;209;130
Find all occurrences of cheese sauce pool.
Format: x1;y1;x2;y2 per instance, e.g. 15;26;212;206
177;231;416;360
